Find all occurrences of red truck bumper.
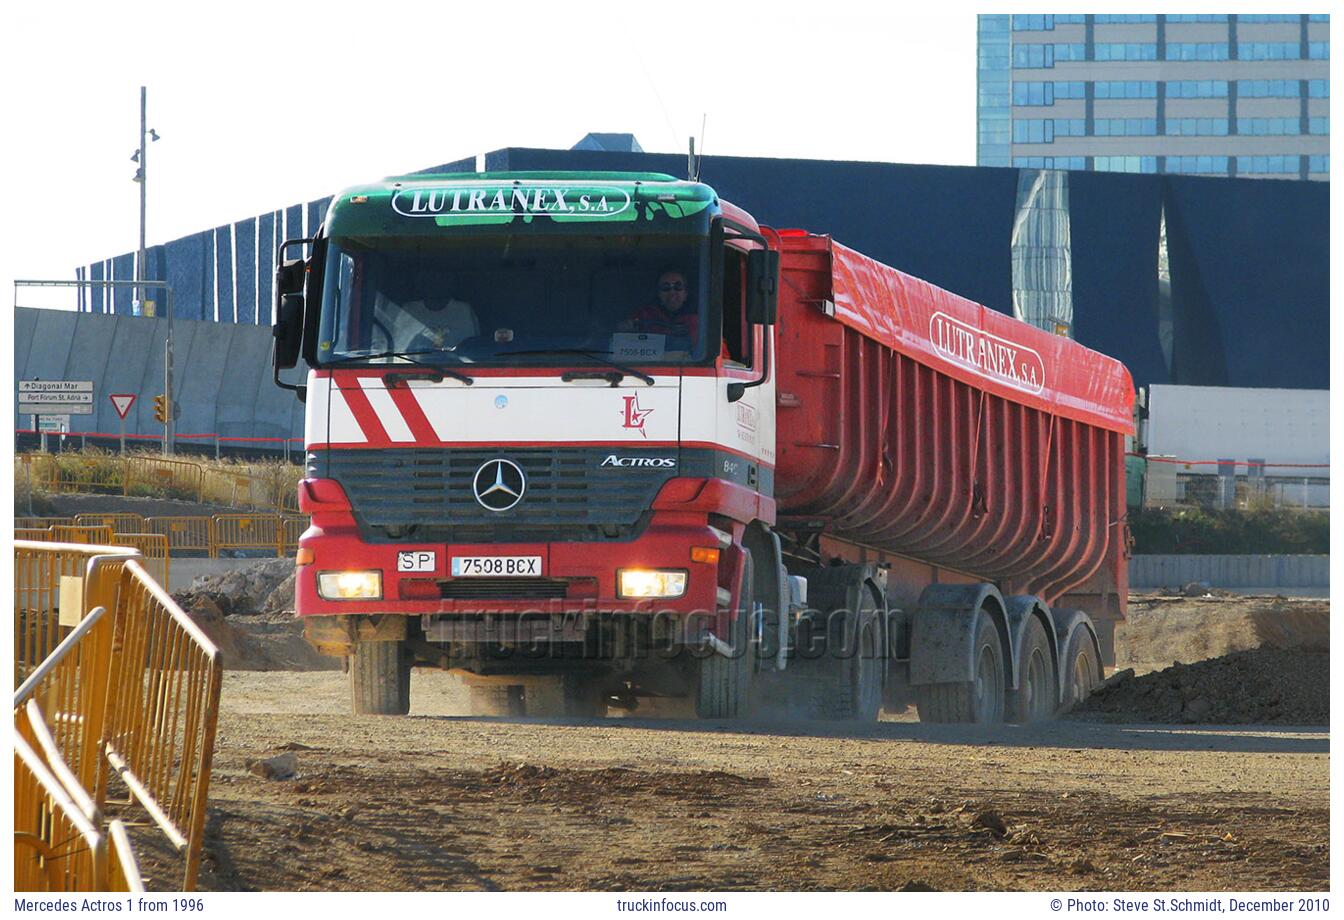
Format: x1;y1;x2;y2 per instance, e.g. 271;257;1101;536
294;479;735;621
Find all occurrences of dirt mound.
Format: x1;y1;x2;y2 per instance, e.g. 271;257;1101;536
173;558;327;672
1076;647;1328;725
185;557;296;621
178;594;335;672
1117;594;1329;674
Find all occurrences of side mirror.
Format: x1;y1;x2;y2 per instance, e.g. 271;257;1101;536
276;257;306;296
746;249;779;326
273;293;304;370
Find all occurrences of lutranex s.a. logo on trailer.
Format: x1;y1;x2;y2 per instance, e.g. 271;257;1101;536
929;312;1046;395
620;394;653;438
391;184;632;219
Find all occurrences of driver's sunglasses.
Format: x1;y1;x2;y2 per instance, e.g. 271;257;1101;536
658;282;686;292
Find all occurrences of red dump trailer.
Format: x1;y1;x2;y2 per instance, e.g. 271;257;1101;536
768;229;1133;721
275;173;1133;722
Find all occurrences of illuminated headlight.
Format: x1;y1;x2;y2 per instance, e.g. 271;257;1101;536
317;570;382;600
617;569;687;599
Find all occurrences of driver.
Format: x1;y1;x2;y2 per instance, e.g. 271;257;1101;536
619;269;699;345
404;294;479;352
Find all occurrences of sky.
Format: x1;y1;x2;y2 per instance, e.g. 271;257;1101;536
1;2;980;311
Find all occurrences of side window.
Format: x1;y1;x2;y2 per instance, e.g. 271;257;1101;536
722;246;751;364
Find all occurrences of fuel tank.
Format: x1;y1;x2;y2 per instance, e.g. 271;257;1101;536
770;229;1134;609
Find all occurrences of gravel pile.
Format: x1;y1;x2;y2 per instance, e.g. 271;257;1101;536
179;558;297;621
1076;647;1328;725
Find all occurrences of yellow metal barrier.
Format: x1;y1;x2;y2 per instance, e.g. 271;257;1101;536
16;516;73;530
212;513;286;557
14;734;109;891
102;558;222;889
49;524;116;546
144;516;214;556
113;533;171;588
14;542;219;891
282;515;309;554
125;456;204;501
74;512;149;534
15;700;144;892
14;527;54;541
13;540;129;691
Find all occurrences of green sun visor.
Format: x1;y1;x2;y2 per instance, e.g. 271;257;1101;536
325;172;718;236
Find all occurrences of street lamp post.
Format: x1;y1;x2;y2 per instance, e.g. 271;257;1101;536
132;86;171;454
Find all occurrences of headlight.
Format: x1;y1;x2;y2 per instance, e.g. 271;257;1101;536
617;568;687;599
317;570;382;600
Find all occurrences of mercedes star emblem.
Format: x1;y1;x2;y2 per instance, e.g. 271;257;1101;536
472;458;526;511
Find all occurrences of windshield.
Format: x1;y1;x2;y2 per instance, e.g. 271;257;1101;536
317;233;711;367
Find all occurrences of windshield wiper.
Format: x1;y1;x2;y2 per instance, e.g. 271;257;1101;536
496;348;655;386
323;350;474;385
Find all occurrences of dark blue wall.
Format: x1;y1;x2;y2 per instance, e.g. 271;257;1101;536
489;147;1328;391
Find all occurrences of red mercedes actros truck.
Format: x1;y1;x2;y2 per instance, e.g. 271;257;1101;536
272;171;1133;722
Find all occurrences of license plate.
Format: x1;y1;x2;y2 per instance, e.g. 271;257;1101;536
397;551;437;573
451;556;542;577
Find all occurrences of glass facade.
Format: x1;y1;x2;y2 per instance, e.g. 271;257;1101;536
1166;155;1230;175
1166;80;1228;98
1165;43;1229;61
978;14;1328;180
1237;156;1299;175
1010;169;1073;336
1096;80;1158;99
977;15;1012;166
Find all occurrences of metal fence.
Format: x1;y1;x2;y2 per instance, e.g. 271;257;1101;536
1134;455;1330;512
22;513;305;559
14;540;221;891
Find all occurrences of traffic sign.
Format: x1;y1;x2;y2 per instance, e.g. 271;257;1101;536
110;393;137;419
19;380;94;415
37;415;70;433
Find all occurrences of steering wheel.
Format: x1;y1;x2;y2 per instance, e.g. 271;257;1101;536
371;318;394;353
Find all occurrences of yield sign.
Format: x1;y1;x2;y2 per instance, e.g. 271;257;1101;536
109;393;137;419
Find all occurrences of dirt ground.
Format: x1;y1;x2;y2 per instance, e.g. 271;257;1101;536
126;590;1330;893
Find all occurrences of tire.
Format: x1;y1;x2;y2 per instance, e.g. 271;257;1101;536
695;549;755;719
915;609;1005;723
1059;625;1102;713
1006;616;1058;723
786;576;885;721
351;640;411;715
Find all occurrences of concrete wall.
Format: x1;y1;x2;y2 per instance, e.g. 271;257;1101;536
14;307;306;448
1129;554;1329;589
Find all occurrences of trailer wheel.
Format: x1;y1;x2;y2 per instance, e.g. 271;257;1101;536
1006;616;1058;723
915;610;1005;723
695;549;755;719
1060;626;1102;712
351;640;411;715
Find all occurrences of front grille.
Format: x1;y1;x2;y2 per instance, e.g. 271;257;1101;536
439;578;570;600
313;447;679;543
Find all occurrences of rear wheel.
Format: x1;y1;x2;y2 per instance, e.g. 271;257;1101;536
916;610;1005;723
695;550;755;719
1059;626;1102;713
351;640;411;715
1006;616;1058;723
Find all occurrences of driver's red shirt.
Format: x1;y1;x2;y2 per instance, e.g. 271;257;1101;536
630;303;699;342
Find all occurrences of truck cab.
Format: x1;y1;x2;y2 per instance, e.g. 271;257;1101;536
273;172;782;716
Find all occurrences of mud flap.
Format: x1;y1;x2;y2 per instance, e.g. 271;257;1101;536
908;583;1012;687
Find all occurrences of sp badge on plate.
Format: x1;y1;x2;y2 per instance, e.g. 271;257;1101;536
397;551;437;573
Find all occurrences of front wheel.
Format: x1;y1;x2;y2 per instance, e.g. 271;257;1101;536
695;549;755;719
351;640;411;715
915;610;1005;723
